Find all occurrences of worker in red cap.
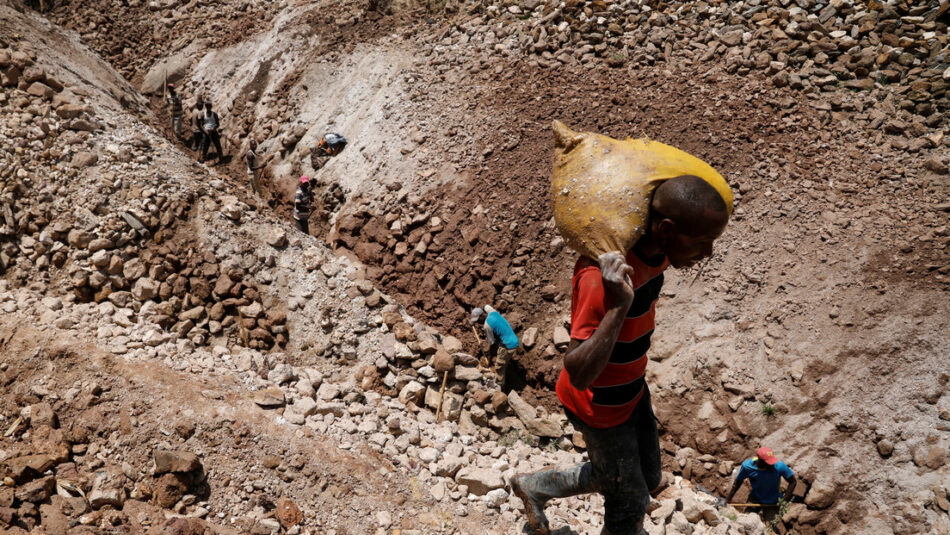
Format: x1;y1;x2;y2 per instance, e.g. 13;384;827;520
726;447;797;522
293;175;313;235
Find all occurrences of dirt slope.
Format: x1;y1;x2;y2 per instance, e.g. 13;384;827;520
0;2;774;534
5;0;950;533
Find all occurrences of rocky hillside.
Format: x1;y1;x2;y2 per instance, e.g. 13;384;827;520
1;0;949;533
0;2;785;534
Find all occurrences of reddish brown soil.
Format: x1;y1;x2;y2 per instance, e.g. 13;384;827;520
0;325;499;533
48;0;281;81
334;57;823;398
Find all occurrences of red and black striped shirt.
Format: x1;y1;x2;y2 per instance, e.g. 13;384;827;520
556;247;668;428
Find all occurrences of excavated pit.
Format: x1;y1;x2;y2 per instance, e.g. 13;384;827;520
5;0;950;533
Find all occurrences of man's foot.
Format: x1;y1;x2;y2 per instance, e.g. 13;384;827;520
511;473;550;535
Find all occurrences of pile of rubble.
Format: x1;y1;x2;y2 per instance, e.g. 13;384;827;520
0;38;290;351
0;24;782;530
1;399;218;535
0;377;779;535
434;0;948;145
45;0;282;80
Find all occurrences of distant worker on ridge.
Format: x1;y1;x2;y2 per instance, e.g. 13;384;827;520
726;447;797;523
470;305;519;388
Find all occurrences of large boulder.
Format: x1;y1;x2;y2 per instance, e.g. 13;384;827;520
141;53;193;95
153;450;201;474
507;391;562;438
805;476;837;509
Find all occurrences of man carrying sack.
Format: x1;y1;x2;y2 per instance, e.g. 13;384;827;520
511;122;734;535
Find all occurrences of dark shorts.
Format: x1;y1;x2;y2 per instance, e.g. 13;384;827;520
294;217;309;235
566;387;661;534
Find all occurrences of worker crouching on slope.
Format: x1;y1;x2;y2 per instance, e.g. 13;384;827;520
470;305;519;389
726;447;797;523
511;175;732;535
293;175;313;235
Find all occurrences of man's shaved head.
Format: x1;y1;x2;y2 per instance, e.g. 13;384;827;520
646;175;731;269
652;175;729;236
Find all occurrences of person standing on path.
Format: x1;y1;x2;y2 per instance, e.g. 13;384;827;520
244;140;272;196
511;175;733;535
190;96;205;151
165;84;184;140
293;175;313;235
200;101;224;163
725;447;797;523
470;305;519;388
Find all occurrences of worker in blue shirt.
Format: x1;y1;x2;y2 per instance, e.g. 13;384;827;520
726;447;797;522
470;305;519;389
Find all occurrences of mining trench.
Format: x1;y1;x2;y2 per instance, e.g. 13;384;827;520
13;0;950;533
133;25;821;528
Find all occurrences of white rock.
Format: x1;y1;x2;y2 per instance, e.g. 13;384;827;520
285;397;318;425
553;325;571;347
267;227;288;248
484;488;509;508
455;466;504;496
317;382;341;401
430;481;447;501
650;499;676;522
418;447;439;463
454;366;482;381
267;363;295;384
131;278;159;300
41;297;62;311
522;327;538;348
442;335;464;353
435;456;465;478
398;381;426;405
296;378;315;398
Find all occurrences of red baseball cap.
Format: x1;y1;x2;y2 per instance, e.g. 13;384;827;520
756;447;778;465
300;175;310;184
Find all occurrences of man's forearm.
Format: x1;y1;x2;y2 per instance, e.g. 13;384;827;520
785;477;797;499
726;482;741;502
563;306;627;390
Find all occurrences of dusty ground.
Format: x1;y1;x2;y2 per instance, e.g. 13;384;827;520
0;324;514;534
2;0;949;533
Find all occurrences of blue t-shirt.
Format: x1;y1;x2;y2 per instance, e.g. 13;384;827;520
485;311;519;349
735;458;794;504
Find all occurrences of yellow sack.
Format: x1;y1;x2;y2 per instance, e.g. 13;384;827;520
551;120;733;260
